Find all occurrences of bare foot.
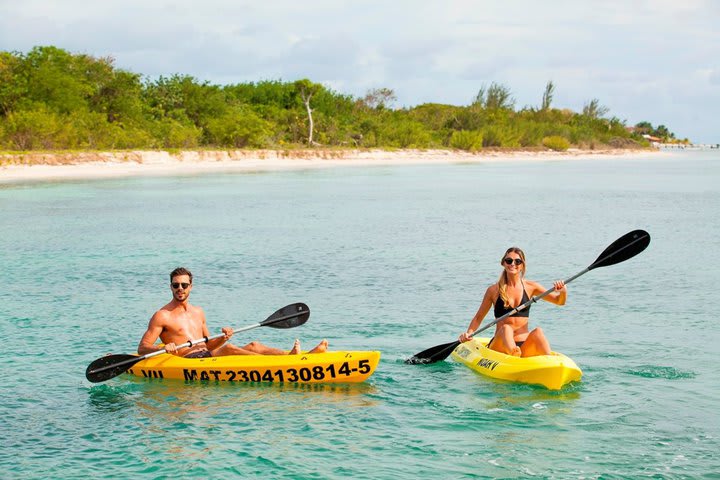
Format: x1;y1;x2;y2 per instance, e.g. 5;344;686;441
308;339;328;354
511;346;522;357
289;339;301;355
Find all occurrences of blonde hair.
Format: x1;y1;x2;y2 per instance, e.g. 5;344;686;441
497;247;526;308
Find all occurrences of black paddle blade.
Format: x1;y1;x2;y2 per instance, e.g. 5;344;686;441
405;340;461;365
262;302;310;329
86;354;142;383
589;229;651;270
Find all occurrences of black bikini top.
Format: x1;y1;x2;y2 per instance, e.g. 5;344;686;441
493;280;531;318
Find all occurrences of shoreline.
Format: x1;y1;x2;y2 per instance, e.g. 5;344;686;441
0;148;664;184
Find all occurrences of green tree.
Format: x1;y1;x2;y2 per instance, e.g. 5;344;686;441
634;121;652;132
21;46;95;114
654;125;670;138
89;67;144;124
582;99;609;119
204;105;272;148
541;81;555;111
361;88;397;110
474;82;515;110
0;51;24;116
0;45;681;151
293;79;322;145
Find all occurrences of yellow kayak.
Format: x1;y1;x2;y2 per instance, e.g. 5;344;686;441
451;337;582;390
125;350;381;383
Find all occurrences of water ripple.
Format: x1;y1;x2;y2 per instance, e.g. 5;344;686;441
624;365;696;380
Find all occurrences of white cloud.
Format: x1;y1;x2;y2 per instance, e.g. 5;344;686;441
709;69;720;86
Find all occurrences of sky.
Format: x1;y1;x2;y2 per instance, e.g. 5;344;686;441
1;0;718;143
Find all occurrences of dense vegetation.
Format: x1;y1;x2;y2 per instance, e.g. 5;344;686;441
0;46;679;152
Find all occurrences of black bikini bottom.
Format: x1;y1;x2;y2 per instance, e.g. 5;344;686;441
185;350;212;358
487;337;525;349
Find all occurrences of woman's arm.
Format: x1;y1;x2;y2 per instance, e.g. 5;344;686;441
459;285;496;342
530;280;567;306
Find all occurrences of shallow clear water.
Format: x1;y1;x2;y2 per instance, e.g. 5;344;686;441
1;151;718;478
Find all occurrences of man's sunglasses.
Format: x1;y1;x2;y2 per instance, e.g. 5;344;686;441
172;282;191;289
503;258;524;266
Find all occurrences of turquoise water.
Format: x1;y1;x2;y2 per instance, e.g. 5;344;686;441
1;151;718;478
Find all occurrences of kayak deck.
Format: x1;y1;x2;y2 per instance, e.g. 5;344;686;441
125;350;381;383
451;337;582;390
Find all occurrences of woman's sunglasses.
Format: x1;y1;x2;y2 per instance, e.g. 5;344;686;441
503;258;524;266
172;282;191;289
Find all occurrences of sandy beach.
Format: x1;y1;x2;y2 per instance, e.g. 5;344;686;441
0;148;660;184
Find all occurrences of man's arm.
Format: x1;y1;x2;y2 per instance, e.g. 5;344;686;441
199;308;232;350
137;312;167;355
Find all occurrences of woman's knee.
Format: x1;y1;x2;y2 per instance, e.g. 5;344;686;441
530;327;545;338
498;324;513;336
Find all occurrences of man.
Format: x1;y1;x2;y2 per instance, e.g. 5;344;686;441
138;267;328;358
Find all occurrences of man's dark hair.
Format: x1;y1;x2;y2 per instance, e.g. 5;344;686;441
170;267;193;283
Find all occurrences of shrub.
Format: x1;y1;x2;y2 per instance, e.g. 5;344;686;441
378;119;433;148
542;135;570;151
204;106;272;148
147;118;202;148
2;107;64;149
481;125;521;148
449;130;483;151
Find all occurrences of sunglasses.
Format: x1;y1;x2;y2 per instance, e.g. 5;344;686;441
503;258;524;266
171;282;191;289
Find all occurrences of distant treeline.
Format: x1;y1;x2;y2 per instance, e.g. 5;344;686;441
0;46;681;152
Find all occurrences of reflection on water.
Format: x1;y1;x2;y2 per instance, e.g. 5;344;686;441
86;383;144;413
476;387;582;421
85;378;383;464
87;378;379;422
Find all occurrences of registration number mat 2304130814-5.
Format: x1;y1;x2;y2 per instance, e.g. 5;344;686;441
128;359;373;382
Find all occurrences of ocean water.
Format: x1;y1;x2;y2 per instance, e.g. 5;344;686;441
1;151;718;479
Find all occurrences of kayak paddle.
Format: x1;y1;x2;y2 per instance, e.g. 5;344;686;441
405;229;651;364
86;302;310;383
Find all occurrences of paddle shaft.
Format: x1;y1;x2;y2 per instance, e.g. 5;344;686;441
87;333;226;375
88;310;302;375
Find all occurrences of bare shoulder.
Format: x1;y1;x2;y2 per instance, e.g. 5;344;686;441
523;279;544;295
188;304;207;321
149;307;172;325
485;283;499;299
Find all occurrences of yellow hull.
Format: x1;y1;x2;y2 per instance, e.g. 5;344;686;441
451;337;582;390
126;350;381;384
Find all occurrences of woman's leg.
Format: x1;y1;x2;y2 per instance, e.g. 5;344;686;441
489;324;522;356
520;327;551;357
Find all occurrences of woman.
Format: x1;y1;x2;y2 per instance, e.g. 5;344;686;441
458;247;566;357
